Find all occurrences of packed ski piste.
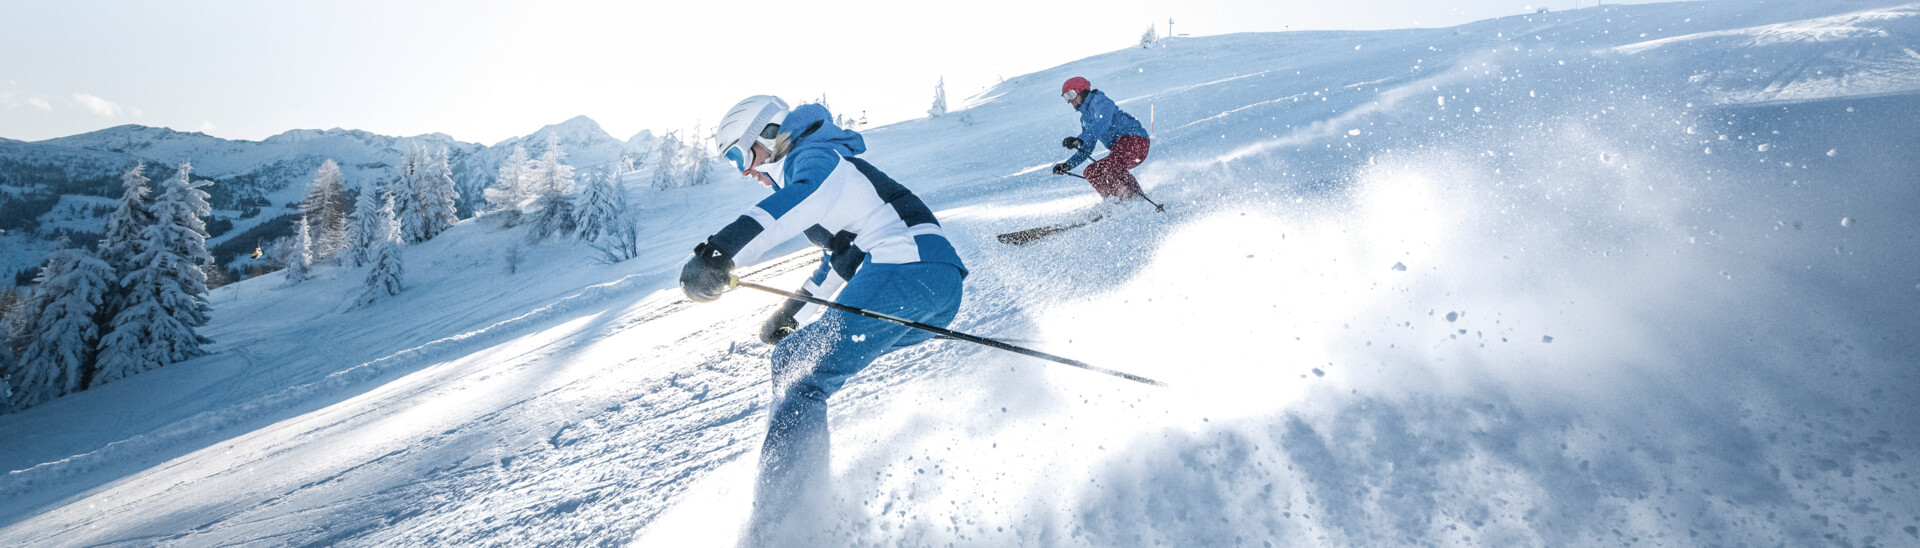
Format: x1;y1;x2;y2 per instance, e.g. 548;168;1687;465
4;1;1919;546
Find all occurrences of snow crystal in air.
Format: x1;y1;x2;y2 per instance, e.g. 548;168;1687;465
1841;217;1853;227
1828;149;1839;157
1392;262;1407;271
1542;335;1555;343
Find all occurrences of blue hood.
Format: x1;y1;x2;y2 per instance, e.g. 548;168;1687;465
779;104;866;158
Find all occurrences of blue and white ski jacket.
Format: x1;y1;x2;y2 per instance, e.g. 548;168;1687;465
705;104;967;318
1065;89;1149;169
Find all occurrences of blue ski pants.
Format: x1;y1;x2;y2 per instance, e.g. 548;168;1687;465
751;261;964;519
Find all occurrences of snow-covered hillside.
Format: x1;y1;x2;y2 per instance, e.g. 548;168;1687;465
4;1;1918;546
1;116;661;279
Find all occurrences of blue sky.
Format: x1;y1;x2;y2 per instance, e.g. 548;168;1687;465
0;0;1673;144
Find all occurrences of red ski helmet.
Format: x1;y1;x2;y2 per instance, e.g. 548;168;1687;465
1061;76;1091;100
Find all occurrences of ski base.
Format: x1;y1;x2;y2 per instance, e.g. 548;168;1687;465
997;223;1081;245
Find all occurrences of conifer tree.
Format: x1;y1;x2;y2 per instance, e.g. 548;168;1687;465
355;196;405;308
94;161;214;386
3;284;39;363
347;181;384;267
412;147;461;241
284;215;312;285
0;287;21;354
390;144;425;243
98;162;153;329
1;286;29;411
575;169;626;244
682;125;714;187
526;133;577;241
582;169;641;264
485;144;533;221
650;130;682;191
929;77;948;118
302;159;351;262
11;248;114;408
0;356;14;413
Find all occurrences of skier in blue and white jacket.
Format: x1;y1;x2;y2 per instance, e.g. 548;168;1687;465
680;96;967;536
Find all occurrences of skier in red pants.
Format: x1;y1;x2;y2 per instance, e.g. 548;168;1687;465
1054;76;1151;201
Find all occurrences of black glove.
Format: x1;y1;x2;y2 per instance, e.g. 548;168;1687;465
1052;163;1072;175
759;299;806;345
1062;136;1083;150
679;241;734;302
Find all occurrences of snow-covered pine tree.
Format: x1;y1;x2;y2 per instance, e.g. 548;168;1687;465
1140;24;1158;48
593;210;642;264
98;162;154;329
484;144;533;223
347;181;384;267
650;130;682;191
412;147;461;242
0;287;22;358
302;159;351;263
682;125;714;187
284;215;312;285
1;310;27;412
929;77;948;118
0;354;13;413
354;196;405;308
574;169;625;244
11;248;114;409
526;133;577;241
390;143;426;243
2;285;32;412
93;161;215;386
3;284;39;363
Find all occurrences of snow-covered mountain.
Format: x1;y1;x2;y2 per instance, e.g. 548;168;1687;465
448;115;655;205
3;0;1918;546
0;116;657;280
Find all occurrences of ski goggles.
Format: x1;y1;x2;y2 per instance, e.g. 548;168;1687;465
724;123;783;172
724;143;751;172
1062;90;1078;103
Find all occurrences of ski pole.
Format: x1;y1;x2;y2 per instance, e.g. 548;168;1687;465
728;275;1166;387
1063;171;1167;212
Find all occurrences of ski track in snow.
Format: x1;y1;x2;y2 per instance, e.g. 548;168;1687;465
6;1;1920;546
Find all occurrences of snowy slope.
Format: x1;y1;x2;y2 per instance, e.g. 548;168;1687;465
4;1;1919;546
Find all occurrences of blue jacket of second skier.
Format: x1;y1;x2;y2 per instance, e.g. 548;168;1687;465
1066;89;1148;168
705;104;966;317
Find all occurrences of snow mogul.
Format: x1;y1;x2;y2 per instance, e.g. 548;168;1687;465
1054;76;1152;201
679;95;968;538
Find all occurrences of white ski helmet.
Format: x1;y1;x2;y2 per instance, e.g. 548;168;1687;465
714;95;789;169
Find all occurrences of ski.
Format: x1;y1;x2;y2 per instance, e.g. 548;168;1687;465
997;215;1101;245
